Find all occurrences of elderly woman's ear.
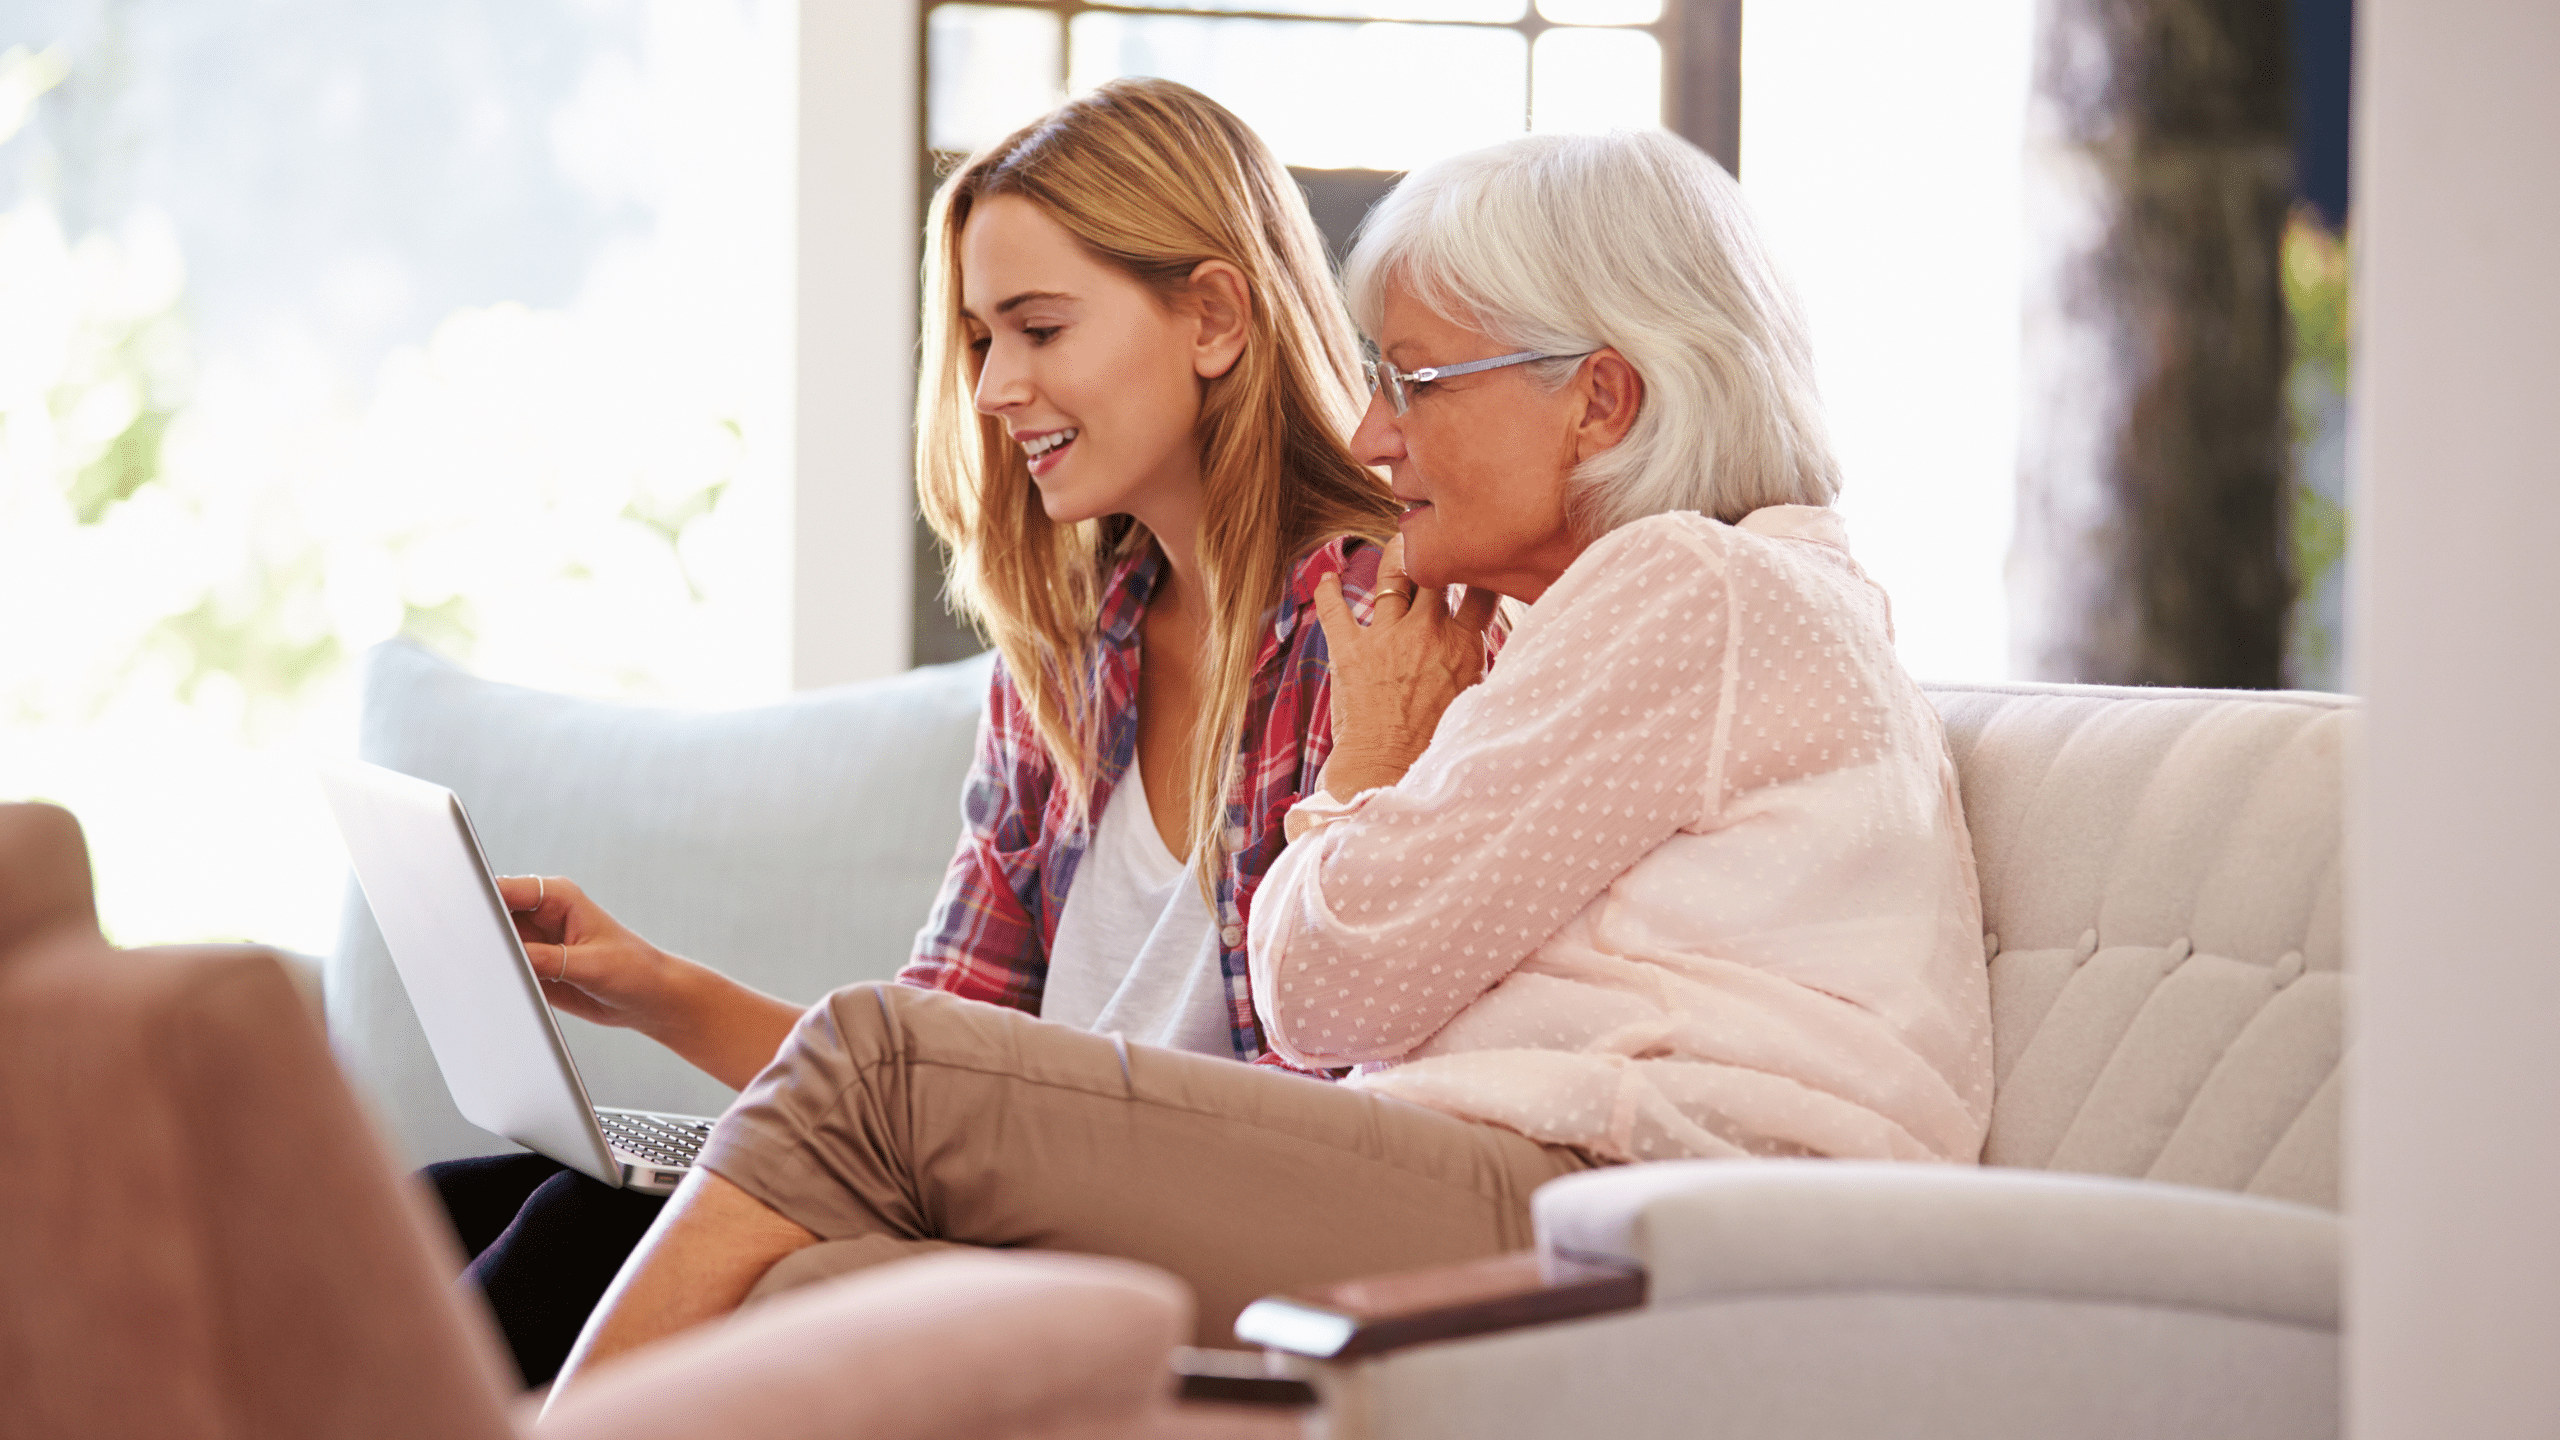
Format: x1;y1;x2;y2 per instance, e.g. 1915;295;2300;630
1570;349;1645;464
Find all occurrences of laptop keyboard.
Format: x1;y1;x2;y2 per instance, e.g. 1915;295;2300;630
595;1110;713;1168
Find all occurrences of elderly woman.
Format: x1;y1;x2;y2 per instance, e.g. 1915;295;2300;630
550;128;1989;1392
1258;127;1990;1164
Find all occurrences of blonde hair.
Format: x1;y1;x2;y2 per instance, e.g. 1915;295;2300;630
917;78;1398;894
1345;129;1839;534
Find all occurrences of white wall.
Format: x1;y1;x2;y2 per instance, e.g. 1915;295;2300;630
793;0;919;687
1740;0;2033;683
2347;2;2560;1434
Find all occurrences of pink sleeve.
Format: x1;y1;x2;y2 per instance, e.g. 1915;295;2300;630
1249;518;1734;1067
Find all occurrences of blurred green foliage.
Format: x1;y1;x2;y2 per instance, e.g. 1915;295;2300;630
399;595;478;658
151;560;345;710
10;42;755;738
2292;483;2347;599
623;465;732;601
2284;208;2352;386
66;406;170;522
2283;205;2351;686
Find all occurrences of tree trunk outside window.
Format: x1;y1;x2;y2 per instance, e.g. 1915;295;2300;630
2013;0;2295;687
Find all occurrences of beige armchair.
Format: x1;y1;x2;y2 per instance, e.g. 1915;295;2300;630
1228;680;2352;1440
0;802;1289;1440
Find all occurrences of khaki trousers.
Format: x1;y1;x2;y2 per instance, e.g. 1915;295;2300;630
699;983;1596;1347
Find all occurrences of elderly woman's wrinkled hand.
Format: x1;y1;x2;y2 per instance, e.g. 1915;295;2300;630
1312;536;1502;801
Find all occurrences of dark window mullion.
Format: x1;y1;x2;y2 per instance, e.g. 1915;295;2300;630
1045;0;1544;30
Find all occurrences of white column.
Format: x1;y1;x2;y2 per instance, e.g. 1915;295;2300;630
792;0;919;687
2348;3;2560;1435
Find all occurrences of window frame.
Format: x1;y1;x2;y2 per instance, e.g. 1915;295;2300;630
914;0;1737;171
901;0;1738;664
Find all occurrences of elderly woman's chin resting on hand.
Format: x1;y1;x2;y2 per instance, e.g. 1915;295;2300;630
1250;129;1993;1170
548;127;1993;1403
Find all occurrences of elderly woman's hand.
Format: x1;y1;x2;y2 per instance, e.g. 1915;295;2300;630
1312;536;1501;801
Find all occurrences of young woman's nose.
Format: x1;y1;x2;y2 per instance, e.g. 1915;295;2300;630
973;342;1032;415
1349;388;1406;467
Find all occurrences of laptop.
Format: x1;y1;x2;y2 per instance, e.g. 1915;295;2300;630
320;760;715;1195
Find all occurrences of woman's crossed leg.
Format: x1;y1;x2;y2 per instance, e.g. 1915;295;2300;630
554;983;1592;1392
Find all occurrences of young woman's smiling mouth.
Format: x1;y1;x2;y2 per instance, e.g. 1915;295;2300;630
1019;427;1079;476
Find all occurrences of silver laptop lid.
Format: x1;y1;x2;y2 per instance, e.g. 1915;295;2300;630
319;760;620;1186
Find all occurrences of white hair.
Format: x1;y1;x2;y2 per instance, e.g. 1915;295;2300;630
1344;129;1840;534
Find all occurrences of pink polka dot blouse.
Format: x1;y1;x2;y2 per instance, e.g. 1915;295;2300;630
1248;507;1994;1164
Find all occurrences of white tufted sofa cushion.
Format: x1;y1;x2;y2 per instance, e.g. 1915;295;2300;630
1924;681;2353;1210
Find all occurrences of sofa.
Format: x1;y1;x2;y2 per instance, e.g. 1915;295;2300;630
1233;682;2350;1440
329;643;2350;1438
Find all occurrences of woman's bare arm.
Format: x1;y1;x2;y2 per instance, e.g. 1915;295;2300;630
544;1168;820;1405
638;963;808;1092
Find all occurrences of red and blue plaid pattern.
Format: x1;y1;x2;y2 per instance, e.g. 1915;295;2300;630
898;537;1384;1067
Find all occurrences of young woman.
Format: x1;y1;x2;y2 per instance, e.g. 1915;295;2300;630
431;77;1400;1386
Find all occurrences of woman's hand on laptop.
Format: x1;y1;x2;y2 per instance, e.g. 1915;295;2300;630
494;873;681;1029
496;875;805;1092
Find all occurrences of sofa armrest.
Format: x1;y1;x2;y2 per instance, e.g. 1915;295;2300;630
1534;1159;2339;1330
1233;1251;1645;1359
1172;1347;1320;1406
532;1252;1190;1440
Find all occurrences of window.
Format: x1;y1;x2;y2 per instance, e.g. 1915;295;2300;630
0;7;792;951
909;0;1730;661
925;0;1672;172
1741;0;2031;684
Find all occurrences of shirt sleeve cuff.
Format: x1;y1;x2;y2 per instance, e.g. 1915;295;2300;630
1282;784;1376;843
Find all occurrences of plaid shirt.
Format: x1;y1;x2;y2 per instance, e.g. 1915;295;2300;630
898;537;1384;1066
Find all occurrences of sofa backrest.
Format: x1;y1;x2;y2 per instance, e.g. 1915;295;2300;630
1924;682;2353;1210
330;644;2355;1201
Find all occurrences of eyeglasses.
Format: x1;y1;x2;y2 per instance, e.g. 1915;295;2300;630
1360;349;1588;416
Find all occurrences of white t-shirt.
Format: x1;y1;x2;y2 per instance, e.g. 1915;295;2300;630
1039;752;1234;1057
